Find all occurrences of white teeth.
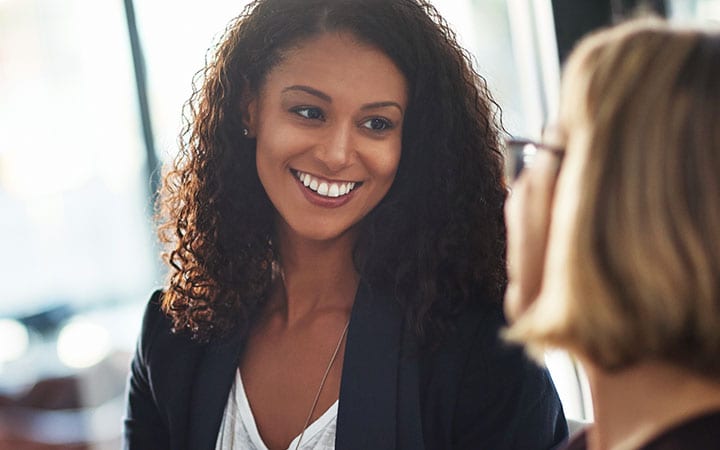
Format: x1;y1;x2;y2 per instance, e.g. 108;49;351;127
293;170;359;198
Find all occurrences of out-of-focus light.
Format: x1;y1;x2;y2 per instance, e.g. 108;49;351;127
699;2;720;20
0;319;30;363
57;320;111;369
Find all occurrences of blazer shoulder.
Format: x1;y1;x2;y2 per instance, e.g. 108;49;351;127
124;290;204;449
136;289;172;360
418;300;567;449
453;304;568;448
137;289;205;361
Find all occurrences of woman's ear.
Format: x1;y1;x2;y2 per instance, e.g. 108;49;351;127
242;94;258;138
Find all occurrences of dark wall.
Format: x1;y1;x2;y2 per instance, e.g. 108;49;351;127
551;0;667;64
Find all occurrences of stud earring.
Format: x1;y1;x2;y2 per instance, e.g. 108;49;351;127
242;128;249;137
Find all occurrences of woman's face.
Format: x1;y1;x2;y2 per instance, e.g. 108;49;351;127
504;128;565;322
249;32;407;243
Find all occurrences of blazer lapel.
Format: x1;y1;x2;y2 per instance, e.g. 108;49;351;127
186;329;245;450
335;281;404;450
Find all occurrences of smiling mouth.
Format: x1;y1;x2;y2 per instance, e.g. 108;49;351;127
291;169;362;198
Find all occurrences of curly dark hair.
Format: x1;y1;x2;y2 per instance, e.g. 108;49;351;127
158;0;508;343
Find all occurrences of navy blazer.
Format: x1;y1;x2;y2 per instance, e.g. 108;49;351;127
124;282;567;449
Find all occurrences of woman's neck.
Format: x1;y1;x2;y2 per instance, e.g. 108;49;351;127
271;226;359;324
584;359;720;450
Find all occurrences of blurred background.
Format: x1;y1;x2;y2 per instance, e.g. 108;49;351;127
0;0;718;448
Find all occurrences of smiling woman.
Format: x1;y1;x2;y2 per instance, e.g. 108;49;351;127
251;32;406;243
123;1;567;449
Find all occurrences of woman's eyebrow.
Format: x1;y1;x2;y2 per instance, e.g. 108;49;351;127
361;101;404;114
282;85;331;102
282;85;403;114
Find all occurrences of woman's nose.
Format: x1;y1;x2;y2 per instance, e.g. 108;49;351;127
314;122;355;173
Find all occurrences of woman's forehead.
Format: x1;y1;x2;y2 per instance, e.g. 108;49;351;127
262;32;408;105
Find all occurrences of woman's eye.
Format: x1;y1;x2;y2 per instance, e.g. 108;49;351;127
292;107;324;120
362;117;393;131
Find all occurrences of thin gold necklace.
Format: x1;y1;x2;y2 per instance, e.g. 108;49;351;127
293;318;350;450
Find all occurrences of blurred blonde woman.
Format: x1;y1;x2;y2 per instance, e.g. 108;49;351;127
504;18;720;450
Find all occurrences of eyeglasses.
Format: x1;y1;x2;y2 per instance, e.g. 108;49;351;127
504;137;565;181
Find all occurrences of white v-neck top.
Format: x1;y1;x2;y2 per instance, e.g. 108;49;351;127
214;370;338;450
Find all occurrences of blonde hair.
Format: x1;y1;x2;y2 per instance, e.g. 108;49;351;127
507;19;720;378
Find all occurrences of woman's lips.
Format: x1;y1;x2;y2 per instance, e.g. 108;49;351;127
290;169;362;208
291;169;361;197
